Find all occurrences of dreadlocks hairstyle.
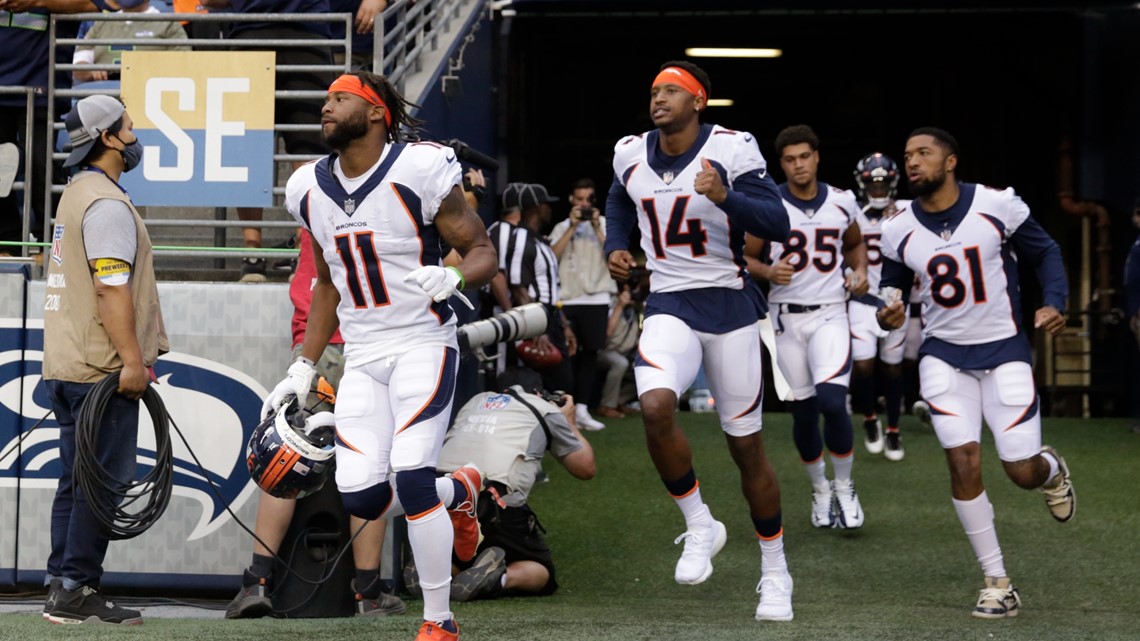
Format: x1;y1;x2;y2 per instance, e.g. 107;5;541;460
354;70;424;143
908;127;960;158
658;60;712;98
774;124;821;155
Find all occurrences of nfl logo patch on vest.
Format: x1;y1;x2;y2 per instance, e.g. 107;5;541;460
51;225;65;265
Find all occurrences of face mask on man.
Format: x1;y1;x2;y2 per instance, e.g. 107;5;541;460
112;135;143;172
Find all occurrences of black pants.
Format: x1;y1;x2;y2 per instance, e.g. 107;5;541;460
473;490;557;596
562;304;608;406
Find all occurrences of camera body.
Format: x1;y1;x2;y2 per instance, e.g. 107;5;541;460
575;206;597;222
540;389;568;406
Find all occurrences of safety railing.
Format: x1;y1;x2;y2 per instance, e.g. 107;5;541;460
45;11;353;260
5;0;474;264
0;85;37;254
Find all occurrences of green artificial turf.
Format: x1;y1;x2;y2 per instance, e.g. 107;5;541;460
3;413;1138;640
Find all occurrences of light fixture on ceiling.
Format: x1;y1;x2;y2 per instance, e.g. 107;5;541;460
685;47;783;59
706;99;734;107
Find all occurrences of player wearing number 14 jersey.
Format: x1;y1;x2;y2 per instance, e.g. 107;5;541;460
273;72;497;641
876;128;1075;619
604;61;794;622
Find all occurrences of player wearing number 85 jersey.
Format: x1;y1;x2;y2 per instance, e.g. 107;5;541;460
275;71;497;641
605;60;795;622
877;127;1075;619
745;125;869;531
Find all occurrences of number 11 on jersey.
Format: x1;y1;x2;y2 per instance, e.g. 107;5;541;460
334;231;391;308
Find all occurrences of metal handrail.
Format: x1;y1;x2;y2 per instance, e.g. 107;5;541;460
0;86;38;256
22;0;474;270
143;219;298;228
43;10;356;251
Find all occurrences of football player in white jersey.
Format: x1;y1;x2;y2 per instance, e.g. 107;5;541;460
745;125;869;530
877;127;1075;619
849;152;910;460
604;61;794;622
265;72;497;641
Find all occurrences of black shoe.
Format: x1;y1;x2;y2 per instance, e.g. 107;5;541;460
240;257;267;283
450;546;506;602
352;579;407;617
225;570;272;619
863;418;884;455
47;585;142;625
271;236;298;273
42;578;61;619
884;430;905;462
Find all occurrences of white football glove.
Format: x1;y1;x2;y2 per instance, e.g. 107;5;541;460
403;265;474;309
262;359;317;417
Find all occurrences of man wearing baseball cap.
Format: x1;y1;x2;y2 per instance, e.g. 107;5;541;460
497;182;575;396
41;95;167;625
502;182;558;213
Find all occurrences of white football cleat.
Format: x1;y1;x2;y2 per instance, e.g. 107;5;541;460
810;481;835;528
832;479;864;529
1039;445;1075;522
912;400;933;427
755;571;794;621
863;418;884;454
973;576;1020;618
884;430;905;462
673;519;727;585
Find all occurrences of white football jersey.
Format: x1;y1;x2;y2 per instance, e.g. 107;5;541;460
857;199;911;293
285;142;463;360
611;124;770;293
767;183;858;305
881;184;1029;346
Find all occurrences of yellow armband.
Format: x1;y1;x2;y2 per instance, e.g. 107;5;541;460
94;258;131;286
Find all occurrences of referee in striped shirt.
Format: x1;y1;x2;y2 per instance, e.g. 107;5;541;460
494;183;575;393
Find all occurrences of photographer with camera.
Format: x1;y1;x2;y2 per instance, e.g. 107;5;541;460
549;179;615;431
406;367;595;602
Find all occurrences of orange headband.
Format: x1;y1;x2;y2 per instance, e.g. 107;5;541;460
652;67;707;100
328;74;392;127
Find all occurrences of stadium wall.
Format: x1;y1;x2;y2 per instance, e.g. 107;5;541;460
0;265;293;591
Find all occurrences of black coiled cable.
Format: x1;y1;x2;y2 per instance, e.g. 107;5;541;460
74;373;174;540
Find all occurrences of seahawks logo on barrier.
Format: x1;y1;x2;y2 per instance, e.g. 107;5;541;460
0;325;266;541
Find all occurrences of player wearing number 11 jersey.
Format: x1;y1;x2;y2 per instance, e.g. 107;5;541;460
272;72;497;641
876;127;1075;619
604;60;794;622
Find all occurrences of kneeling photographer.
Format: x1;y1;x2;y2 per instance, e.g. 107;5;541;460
408;367;596;601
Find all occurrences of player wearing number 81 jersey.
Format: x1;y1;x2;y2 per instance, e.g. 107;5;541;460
604;60;794;622
877;127;1075;619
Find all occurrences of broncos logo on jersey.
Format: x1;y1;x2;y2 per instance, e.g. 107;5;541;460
0;324;265;541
